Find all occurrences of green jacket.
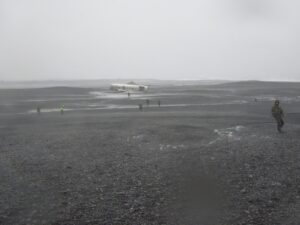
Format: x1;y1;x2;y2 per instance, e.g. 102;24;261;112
272;105;284;118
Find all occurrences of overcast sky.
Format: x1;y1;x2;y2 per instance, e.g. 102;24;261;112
1;0;300;81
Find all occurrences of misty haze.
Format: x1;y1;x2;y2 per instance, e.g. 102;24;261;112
1;1;300;225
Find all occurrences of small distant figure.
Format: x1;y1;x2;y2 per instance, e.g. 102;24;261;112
146;99;150;107
271;100;284;133
128;92;131;98
138;103;143;111
158;100;161;107
60;105;65;115
37;106;41;114
254;98;258;102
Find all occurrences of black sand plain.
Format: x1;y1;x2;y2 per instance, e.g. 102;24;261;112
1;81;300;225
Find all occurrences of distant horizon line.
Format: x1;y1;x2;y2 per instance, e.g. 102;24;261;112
0;78;300;83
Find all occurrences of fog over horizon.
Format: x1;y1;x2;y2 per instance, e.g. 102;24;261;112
1;0;300;82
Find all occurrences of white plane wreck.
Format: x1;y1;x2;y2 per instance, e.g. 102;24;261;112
110;82;148;92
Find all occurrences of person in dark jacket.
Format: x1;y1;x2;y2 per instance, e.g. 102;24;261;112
138;103;143;111
37;106;41;114
146;99;150;107
271;100;284;132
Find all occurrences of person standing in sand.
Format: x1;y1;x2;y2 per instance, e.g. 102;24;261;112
146;99;150;107
271;100;284;133
60;105;65;115
37;106;41;114
138;103;143;111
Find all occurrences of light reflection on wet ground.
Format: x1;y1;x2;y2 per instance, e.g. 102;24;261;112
1;87;300;116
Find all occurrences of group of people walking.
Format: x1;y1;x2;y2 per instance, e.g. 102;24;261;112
138;99;161;111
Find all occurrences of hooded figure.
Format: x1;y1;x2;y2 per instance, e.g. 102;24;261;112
271;100;284;132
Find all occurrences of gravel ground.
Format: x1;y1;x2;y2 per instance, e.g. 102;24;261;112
0;81;300;225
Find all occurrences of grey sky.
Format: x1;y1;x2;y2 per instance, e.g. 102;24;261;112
1;0;300;81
